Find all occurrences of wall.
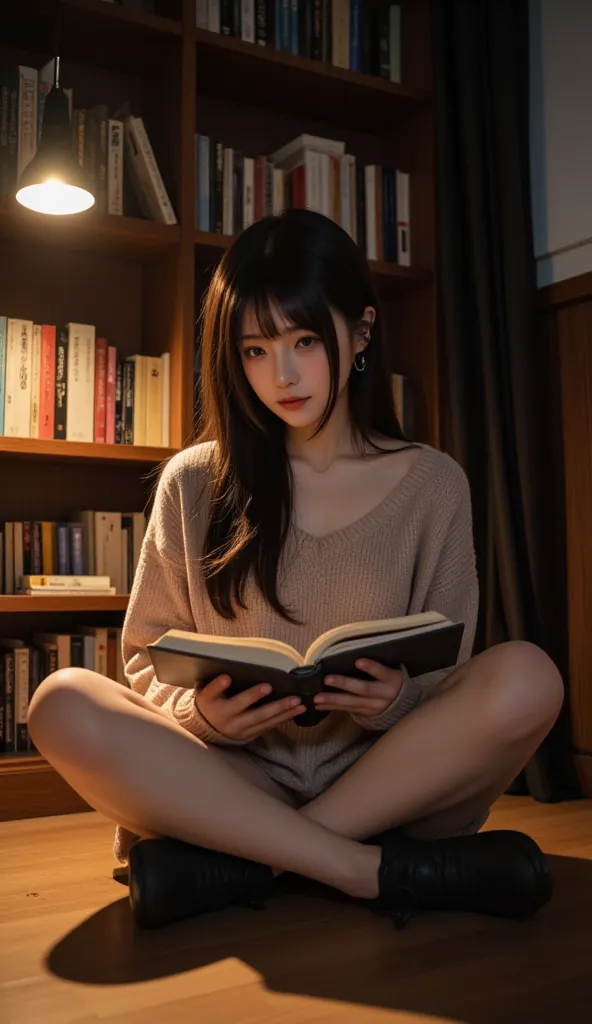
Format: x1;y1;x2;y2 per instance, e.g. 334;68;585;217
529;0;592;287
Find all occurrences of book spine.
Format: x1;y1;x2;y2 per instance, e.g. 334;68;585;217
31;521;42;574
256;0;267;44
222;147;234;235
41;522;55;574
160;351;170;447
389;4;401;83
106;345;117;444
57;524;70;574
95;106;109;213
22;574;111;590
94;337;108;443
123;359;134;445
3;652;14;754
14;648;29;753
145;355;163;447
107;118;124;215
4;319;33;437
243;156;254;228
54;327;68;440
196;134;210;231
17;66;38;179
69;526;85;575
39;324;56;440
29;324;42;439
128;116;177;225
365;164;377;259
22;521;32;575
196;0;208;28
66;323;95;442
242;0;255;42
396;169;410;265
349;0;362;71
115;359;124;444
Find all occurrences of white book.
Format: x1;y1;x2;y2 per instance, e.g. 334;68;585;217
161;351;170;447
17;66;38;178
271;134;345;166
19;574;112;590
396;169;410;265
107;119;124;215
243;157;255;228
124;116;177;225
272;168;284;215
66;323;96;442
121;528;129;594
145;355;163;447
196;0;208;28
4;319;33;437
222;148;233;235
365;165;378;260
95;512;123;594
29;324;42;439
241;0;255;42
208;0;220;32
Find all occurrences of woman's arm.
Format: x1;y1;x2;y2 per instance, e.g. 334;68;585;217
351;465;479;732
121;459;246;746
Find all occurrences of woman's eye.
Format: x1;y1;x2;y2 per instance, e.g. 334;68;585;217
244;346;265;358
297;336;318;349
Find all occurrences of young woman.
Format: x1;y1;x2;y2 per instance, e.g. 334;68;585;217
28;209;564;930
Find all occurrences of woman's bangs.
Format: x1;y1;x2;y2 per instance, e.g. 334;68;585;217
236;263;336;343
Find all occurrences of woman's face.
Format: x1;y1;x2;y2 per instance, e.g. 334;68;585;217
238;304;373;431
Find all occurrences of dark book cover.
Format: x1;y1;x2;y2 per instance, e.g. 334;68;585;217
321;0;331;63
115;360;124;444
148;620;465;729
377;6;390;79
123;359;134;445
256;0;268;45
54;327;69;440
221;0;232;34
0;70;19;196
22;521;32;576
56;524;71;575
211;141;224;234
232;0;241;36
70;636;84;668
69;523;85;575
28;647;40;752
233;150;244;234
299;0;313;58
31;522;42;575
2;650;14;754
312;0;322;59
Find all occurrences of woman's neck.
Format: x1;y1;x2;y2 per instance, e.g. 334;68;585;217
285;393;358;473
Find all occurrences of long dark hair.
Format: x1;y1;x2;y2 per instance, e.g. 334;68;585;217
195;208;406;622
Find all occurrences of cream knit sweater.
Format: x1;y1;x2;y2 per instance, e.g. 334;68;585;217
113;440;479;862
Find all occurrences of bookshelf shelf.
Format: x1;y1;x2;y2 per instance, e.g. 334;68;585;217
195;231;432;293
0;595;129;613
194;28;429;132
0;438;177;465
0;199;181;261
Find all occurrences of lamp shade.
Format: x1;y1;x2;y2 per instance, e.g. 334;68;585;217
16;86;95;215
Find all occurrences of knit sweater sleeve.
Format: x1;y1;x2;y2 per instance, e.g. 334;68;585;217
351;460;479;732
121;455;245;747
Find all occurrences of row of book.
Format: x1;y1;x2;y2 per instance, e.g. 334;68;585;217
0;628;126;754
196;0;402;81
196;132;411;264
0;319;171;447
0;61;176;224
2;511;147;596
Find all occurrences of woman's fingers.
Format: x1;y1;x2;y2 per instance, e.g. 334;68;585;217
323;674;394;698
239;694;305;731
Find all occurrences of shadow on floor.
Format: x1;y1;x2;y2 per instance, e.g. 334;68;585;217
46;854;592;1024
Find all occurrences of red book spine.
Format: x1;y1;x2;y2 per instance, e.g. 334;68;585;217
292;165;305;208
105;345;117;445
94;337;108;443
38;325;56;440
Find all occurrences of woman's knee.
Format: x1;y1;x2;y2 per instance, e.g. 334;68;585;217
28;668;122;765
479;640;564;741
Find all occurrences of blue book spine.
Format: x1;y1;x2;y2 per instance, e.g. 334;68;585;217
69;524;85;575
196;134;211;232
57;524;70;575
274;0;282;48
0;316;6;435
350;0;362;72
281;0;290;50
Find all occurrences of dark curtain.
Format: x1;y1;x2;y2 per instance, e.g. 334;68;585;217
433;0;579;800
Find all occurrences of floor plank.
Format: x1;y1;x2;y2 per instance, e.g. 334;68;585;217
1;796;592;1024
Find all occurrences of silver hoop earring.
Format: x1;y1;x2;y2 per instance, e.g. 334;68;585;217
353;353;367;372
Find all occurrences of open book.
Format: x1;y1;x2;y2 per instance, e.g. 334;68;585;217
147;611;465;727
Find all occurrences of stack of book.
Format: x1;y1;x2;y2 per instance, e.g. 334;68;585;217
0;60;176;224
196;132;410;264
196;0;402;81
0;319;170;447
0;627;126;753
1;511;146;595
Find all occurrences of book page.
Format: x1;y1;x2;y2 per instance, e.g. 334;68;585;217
318;620;451;661
155;629;304;673
305;611;448;664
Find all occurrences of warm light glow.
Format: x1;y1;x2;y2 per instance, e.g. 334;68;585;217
16;179;95;215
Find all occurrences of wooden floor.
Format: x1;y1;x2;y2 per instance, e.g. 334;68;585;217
1;796;592;1024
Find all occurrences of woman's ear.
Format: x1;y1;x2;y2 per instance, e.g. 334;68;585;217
355;306;376;353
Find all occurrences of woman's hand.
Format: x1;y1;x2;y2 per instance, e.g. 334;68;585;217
195;675;307;742
313;659;403;718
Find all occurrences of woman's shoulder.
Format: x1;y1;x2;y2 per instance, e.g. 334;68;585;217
409;443;471;507
157;440;218;501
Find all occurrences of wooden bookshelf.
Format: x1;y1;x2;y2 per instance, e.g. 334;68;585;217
0;0;439;819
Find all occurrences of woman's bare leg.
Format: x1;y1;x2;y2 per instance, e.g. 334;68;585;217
27;670;381;899
301;641;564;840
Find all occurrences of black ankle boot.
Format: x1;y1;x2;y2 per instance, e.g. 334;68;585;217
128;837;277;928
373;829;553;928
